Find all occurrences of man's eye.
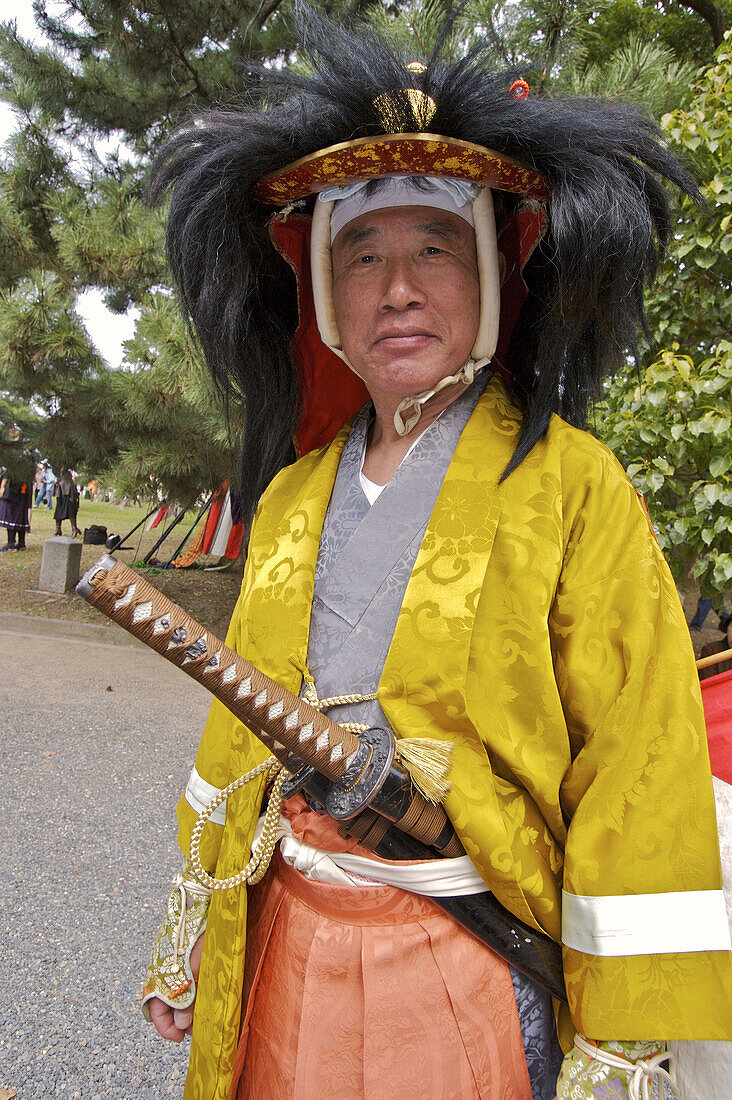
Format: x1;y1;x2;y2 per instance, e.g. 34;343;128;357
356;254;378;264
423;246;445;256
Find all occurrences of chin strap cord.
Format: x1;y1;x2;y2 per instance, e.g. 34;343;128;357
393;357;491;436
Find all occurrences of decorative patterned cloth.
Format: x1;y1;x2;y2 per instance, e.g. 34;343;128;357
232;852;533;1100
555;1038;674;1100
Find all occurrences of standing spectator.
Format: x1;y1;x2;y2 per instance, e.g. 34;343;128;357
52;469;80;537
0;456;33;551
689;594;729;632
43;464;56;508
33;464;45;507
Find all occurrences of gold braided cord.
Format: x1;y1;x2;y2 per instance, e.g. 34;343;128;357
302;667;453;803
189;757;288;891
300;670;377;713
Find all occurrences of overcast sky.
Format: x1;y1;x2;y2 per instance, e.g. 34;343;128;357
1;1;138;368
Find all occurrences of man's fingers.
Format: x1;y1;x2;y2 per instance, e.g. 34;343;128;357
145;933;204;1043
147;997;187;1043
173;1006;195;1032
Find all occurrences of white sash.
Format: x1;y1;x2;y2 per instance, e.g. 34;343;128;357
252;814;489;897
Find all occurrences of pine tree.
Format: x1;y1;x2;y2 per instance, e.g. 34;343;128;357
0;1;370;504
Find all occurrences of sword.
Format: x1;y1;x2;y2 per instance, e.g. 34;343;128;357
77;554;567;1004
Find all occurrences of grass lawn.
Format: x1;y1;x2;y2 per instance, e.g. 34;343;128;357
0;499;243;639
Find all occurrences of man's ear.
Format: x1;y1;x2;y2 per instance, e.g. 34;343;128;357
498;250;507;287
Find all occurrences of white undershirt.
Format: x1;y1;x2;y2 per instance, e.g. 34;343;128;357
358;411;446;505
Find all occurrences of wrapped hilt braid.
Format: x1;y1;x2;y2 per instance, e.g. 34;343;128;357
76;556;459;854
78;555;362;781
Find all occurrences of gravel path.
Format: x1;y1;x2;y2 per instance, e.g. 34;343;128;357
0;622;212;1099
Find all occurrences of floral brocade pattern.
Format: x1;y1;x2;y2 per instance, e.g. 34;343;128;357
555;1040;671;1100
179;375;732;1099
233;855;533;1100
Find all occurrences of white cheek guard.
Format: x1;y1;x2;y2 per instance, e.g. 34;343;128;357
310;178;500;435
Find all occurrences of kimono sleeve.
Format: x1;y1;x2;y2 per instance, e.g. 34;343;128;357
549;461;732;1041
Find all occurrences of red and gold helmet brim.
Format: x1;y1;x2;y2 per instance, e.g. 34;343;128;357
253;132;549;205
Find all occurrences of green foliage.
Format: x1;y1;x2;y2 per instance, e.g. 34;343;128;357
599;348;732;595
567;34;700;116
584;0;731;69
0;393;43;474
49;171;165;305
0;271;98;396
599;35;732;595
647;35;732;358
104;295;239;507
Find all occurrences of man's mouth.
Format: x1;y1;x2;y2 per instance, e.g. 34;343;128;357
374;332;437;348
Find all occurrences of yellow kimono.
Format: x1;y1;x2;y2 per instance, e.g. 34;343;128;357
177;376;732;1100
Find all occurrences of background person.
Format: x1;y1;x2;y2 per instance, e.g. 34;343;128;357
42;463;56;508
32;463;45;507
0;454;33;551
52;469;80;537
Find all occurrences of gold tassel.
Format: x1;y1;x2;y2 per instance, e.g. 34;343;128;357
394;738;453;804
291;661;453;804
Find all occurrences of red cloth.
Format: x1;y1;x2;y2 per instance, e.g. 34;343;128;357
202;483;228;555
700;669;732;784
270;215;370;456
147;504;168;530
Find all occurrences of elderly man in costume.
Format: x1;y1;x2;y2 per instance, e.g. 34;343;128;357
140;12;732;1100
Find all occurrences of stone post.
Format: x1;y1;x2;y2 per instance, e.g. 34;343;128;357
38;537;83;594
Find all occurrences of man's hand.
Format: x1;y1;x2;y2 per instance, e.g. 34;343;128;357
147;934;204;1042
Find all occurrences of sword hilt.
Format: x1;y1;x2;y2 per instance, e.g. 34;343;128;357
76;556;461;853
77;555;361;781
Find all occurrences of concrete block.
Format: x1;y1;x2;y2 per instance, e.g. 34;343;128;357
38;537;83;594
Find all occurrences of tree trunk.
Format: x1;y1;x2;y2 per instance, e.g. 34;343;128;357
678;0;727;48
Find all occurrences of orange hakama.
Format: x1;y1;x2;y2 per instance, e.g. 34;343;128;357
232;800;533;1100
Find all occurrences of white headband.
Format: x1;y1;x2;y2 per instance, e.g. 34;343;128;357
320;176;477;244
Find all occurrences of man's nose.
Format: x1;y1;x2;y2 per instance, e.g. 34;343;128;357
380;259;426;310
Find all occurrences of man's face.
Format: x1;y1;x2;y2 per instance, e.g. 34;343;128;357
331;205;480;402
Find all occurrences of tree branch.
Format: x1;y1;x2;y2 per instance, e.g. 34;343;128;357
676;0;727;48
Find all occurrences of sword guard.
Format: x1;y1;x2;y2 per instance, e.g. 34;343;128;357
280;763;330;810
325;726;395;819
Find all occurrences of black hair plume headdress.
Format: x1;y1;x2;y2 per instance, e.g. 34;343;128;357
149;5;700;522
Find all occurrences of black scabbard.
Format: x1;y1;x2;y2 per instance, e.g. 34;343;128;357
371;827;567;1005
